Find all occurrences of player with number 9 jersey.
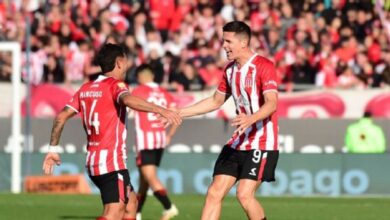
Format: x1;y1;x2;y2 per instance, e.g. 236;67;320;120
67;75;130;176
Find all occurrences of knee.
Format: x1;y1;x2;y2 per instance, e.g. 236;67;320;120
236;189;252;206
206;186;225;202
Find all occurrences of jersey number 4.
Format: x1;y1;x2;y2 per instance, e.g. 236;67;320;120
81;100;100;135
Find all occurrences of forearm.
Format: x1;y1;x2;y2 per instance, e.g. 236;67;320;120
124;95;164;114
180;91;227;118
49;107;76;146
179;97;217;117
49;117;66;146
251;99;277;123
167;124;179;137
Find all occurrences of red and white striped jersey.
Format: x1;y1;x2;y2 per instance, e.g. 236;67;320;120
217;54;279;151
131;82;175;152
66;75;129;176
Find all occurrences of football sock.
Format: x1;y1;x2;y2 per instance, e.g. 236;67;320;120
262;217;267;220
136;194;146;212
96;217;107;220
153;189;172;209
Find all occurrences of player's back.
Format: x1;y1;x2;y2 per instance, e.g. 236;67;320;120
67;75;129;175
132;82;174;151
132;82;173;131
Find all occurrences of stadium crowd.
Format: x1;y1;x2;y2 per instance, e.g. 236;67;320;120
0;0;390;91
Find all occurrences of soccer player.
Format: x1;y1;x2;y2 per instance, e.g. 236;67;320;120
179;21;279;220
42;43;181;220
131;64;179;220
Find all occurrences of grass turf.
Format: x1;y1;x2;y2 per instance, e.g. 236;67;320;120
0;194;390;219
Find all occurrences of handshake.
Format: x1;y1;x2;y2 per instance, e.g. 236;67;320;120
157;105;255;136
156;107;183;128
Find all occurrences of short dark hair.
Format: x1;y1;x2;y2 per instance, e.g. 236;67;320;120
135;63;154;77
223;21;251;44
96;43;127;73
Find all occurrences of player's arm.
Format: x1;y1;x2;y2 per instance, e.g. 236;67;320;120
43;106;77;175
165;124;179;145
179;91;230;118
119;93;182;125
232;91;277;135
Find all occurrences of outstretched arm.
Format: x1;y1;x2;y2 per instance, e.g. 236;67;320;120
119;93;182;125
43;106;77;175
179;91;230;118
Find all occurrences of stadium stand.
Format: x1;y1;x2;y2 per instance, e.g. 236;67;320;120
0;0;390;92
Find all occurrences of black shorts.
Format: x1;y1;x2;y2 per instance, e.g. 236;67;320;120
136;149;164;167
213;146;279;182
89;169;134;204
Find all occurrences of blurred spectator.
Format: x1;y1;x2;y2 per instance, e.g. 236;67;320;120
374;51;390;87
148;0;175;42
198;61;224;88
148;49;164;84
171;61;205;91
43;55;65;83
336;65;363;89
290;49;317;85
345;111;386;153
0;0;389;91
0;52;11;81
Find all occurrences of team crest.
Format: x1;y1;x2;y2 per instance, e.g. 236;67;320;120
245;67;254;88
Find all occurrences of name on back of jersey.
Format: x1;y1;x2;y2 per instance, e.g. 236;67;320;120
80;91;103;98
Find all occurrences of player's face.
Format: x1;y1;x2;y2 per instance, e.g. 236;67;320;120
222;32;245;61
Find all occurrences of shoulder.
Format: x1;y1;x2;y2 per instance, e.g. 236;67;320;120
108;78;128;90
253;55;275;68
78;81;92;92
159;86;170;94
161;87;174;98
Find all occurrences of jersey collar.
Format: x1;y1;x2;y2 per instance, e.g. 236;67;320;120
145;82;159;88
95;75;108;82
236;53;258;70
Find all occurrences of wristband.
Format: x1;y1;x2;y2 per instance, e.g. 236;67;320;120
48;145;61;153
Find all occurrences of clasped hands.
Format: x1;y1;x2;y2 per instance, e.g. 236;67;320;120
160;108;255;136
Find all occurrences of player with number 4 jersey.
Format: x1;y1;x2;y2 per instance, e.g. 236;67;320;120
67;76;129;176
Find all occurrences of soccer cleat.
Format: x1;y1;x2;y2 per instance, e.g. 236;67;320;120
136;212;142;220
160;204;179;220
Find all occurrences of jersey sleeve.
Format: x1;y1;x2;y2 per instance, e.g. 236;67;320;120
217;67;232;95
112;81;130;104
258;61;278;94
65;90;80;113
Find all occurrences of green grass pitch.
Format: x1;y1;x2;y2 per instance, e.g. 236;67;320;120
1;193;390;219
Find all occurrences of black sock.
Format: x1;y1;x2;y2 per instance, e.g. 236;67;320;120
153;189;172;209
136;194;146;212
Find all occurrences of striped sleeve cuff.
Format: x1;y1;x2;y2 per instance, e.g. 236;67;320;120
66;104;79;113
